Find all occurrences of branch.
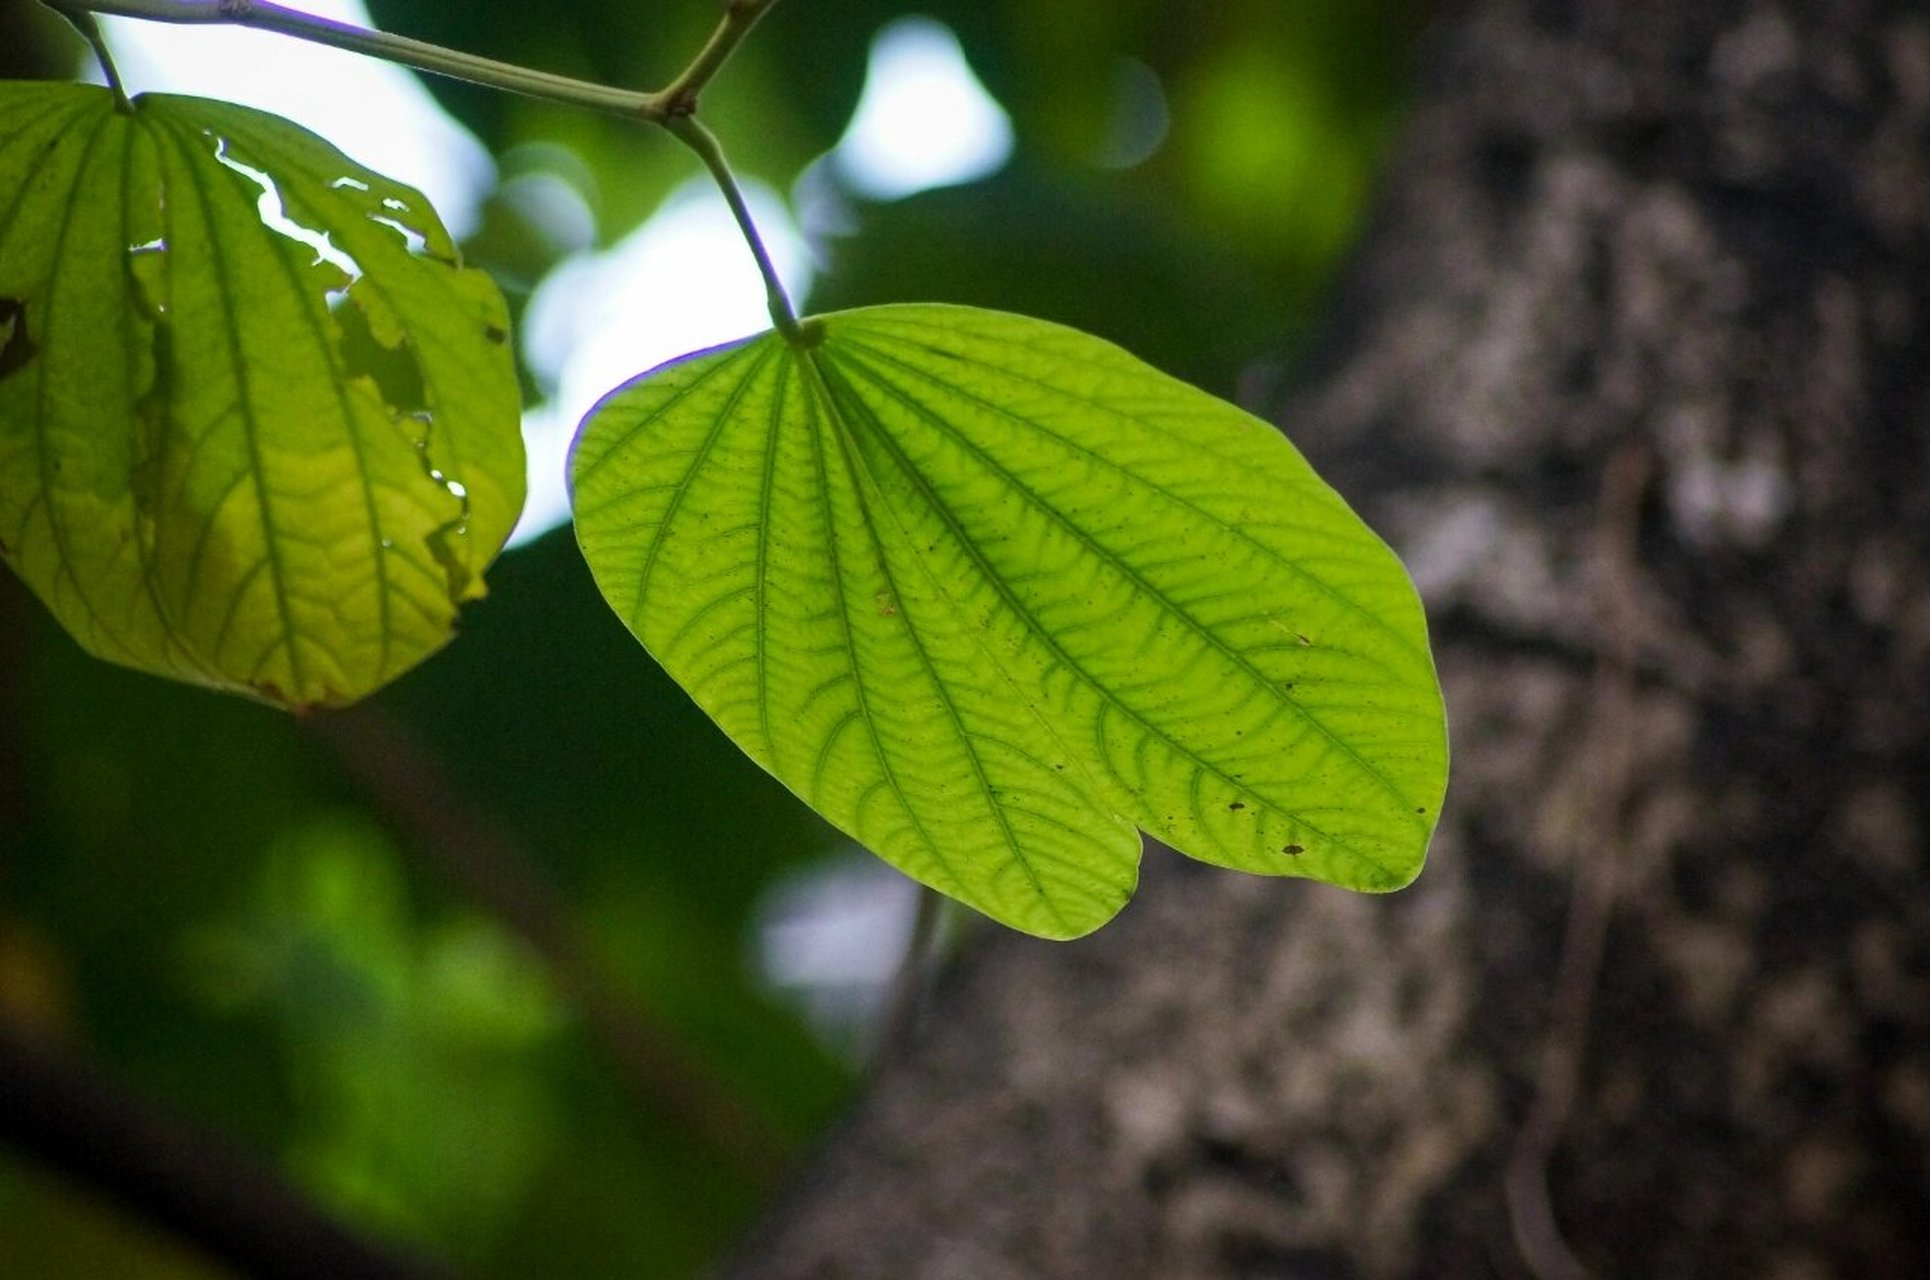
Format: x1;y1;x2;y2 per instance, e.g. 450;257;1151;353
40;0;667;119
305;705;794;1185
0;1019;456;1280
656;0;782;114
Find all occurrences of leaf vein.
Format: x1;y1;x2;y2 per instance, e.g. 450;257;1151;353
823;350;1407;880
835;343;1424;824
843;330;1430;670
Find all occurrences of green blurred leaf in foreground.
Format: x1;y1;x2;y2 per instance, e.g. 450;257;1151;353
0;83;525;709
572;304;1446;938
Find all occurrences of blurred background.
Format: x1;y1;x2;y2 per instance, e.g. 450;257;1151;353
0;1;1433;1273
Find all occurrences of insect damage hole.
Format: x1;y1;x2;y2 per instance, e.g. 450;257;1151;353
334;293;428;419
0;298;35;380
209;136;364;285
407;415;477;605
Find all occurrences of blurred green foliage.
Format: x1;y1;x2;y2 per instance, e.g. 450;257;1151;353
0;0;1429;1274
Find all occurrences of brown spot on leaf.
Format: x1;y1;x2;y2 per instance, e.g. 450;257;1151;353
1282;844;1304;856
1228;802;1246;811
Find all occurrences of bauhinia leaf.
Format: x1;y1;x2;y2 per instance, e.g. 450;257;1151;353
572;304;1446;938
0;83;524;709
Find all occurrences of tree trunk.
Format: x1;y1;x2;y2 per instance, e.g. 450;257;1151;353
724;1;1930;1277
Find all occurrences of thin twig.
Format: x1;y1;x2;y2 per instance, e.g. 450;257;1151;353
40;0;667;119
1504;442;1652;1280
305;704;792;1184
0;1019;457;1280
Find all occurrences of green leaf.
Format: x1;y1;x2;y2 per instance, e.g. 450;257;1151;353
0;84;524;709
571;304;1446;938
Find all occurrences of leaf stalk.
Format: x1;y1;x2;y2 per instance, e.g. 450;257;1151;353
60;8;131;108
664;114;803;342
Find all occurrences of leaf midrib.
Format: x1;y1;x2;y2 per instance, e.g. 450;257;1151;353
157;120;308;695
751;350;787;765
25;105;140;659
801;346;1068;930
791;346;973;905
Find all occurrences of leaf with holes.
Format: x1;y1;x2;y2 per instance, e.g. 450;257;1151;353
0;83;523;709
571;305;1446;938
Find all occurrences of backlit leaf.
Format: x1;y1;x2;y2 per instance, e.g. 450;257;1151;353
0;84;524;709
572;304;1446;938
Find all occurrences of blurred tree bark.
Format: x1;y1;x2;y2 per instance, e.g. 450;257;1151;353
724;1;1930;1277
